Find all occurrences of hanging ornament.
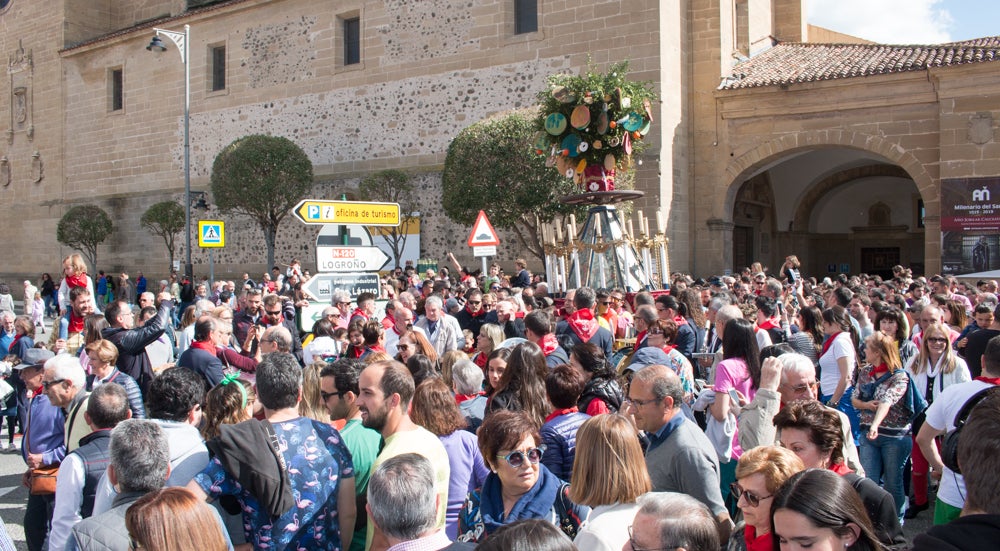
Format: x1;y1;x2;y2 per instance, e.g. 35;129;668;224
623;113;643;132
593;140;602;150
624;131;632;155
571;105;591;130
604;154;616;171
561;134;582;158
576;159;587;176
552;86;575;103
577;141;589;153
545;113;568;136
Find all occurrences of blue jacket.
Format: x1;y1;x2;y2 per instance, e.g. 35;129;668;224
177;346;225;389
540;411;590;481
24;393;66;467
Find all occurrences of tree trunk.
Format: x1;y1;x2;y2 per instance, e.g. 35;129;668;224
264;224;277;271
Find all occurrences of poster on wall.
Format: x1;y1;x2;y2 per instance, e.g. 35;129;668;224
941;177;1000;276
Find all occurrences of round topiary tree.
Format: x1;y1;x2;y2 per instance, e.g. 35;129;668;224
140;200;185;268
56;204;114;272
210;134;314;269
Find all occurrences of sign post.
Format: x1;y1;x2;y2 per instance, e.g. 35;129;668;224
293;200;401;226
467;210;501;278
197;220;225;287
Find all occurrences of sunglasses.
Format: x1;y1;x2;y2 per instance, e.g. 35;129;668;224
647;330;663;335
397;344;410;351
468;301;482;306
926;337;949;344
265;310;282;316
496;447;544;469
730;482;773;507
42;379;66;390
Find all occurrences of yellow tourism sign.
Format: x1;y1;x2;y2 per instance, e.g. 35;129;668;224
293;200;400;226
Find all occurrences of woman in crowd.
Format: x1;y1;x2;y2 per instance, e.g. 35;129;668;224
874;307;917;371
570;414;650;551
299;361;330;422
40;273;56;318
773;400;904;548
201;373;255;440
818;306;860;441
487;342;551;428
712;318;761;495
678;288;708;351
770;469;882;551
641;319;696;402
457;410;589;543
540;365;590;482
84;339;146;419
125;488;229;551
440;350;468;389
7;316;34;359
788;306;823;367
851;331;912;520
303;318;340;364
359;320;387;360
569;342;623;415
485;347;511;397
905;321;971;519
395;329;438;365
406;354;439;387
728;446;804;551
473;323;506;371
411;378;489;540
342;320;367;359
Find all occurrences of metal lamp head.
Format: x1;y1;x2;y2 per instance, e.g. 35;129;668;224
146;36;167;52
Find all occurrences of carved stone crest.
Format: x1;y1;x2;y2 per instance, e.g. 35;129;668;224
969;112;994;145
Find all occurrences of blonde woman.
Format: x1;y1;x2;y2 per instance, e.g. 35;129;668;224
904;322;970;519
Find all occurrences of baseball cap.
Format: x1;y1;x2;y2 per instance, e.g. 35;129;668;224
18;348;54;370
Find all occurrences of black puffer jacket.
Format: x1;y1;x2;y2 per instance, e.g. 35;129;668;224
578;377;624;414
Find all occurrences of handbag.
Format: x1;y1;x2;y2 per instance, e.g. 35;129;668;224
0;377;13;403
29;464;60;495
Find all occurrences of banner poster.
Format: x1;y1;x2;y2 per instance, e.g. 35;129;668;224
941;177;1000;276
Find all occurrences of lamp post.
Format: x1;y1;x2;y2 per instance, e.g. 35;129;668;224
147;24;192;280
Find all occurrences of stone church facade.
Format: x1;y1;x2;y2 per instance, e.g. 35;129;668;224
1;0;998;281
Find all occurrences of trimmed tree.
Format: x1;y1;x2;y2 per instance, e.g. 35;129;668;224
210;135;314;269
56;205;113;272
358;169;417;269
442;110;582;261
140;201;185;268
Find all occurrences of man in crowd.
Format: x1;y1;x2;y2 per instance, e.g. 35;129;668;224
260;294;302;361
48;384;131;551
233;288;263;345
101;292;172;394
627;364;731;543
454;288;486;339
68;420;170;550
190;352;356;550
49;287;94;356
44;355;90;453
492;299;525;339
367;453;474;551
415;296;464;357
627;492;720;551
632;304;658;351
523;310;568;367
350;292;378;325
20;349;65;551
557;287;613;359
177;316;226;388
355;360;450;551
384;303;422;357
321;359;384;551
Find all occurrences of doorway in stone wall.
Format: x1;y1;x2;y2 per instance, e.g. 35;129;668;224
733;226;754;272
861;247;900;280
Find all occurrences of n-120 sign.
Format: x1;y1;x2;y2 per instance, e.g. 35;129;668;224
316;246;390;273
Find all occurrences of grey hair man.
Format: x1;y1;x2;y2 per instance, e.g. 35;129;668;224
43;354;89;452
627;365;732;542
633;304;659;350
68;419;170;551
260;324;293;354
414;295;465;357
367;453;475;550
627;492;720;551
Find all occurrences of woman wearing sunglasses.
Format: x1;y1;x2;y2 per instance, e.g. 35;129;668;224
904;321;970;519
727;446;804;551
457;410;590;543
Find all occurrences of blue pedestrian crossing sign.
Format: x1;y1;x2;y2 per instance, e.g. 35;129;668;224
198;220;225;248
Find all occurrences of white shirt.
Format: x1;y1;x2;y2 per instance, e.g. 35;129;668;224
574;502;635;551
48;453;86;551
818;332;855;396
923;379;993;507
303;336;340;364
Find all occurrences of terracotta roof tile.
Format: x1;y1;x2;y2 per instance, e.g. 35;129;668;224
720;36;1000;90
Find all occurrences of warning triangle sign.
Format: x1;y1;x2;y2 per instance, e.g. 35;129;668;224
467;210;500;247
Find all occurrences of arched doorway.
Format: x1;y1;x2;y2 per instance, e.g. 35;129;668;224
728;148;927;277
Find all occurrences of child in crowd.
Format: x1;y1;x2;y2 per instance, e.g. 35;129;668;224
31;293;44;333
57;254;97;338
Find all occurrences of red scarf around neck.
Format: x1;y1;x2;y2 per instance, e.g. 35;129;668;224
565;309;600;343
65;273;88;289
539;333;560;357
673;315;688;326
975;376;1000;385
68;312;85;334
821;332;842;356
758;318;780;331
871;362;889;377
191;340;217;355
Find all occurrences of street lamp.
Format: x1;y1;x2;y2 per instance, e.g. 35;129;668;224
147;24;192;280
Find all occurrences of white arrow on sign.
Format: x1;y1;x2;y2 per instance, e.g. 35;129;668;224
316;246;391;273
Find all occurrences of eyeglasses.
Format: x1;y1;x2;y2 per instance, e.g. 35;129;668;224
786;382;816;394
926;337;949;345
265;310;282;316
42;379;66;390
600;301;611;306
496;447;544;469
321;390;344;401
627;525;680;551
730;482;773;507
397;344;410;351
625;396;662;408
647;329;663;335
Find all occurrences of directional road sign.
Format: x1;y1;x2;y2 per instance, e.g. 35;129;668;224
302;273;381;303
198;220;225;248
467;210;500;247
317;246;390;273
294;200;400;226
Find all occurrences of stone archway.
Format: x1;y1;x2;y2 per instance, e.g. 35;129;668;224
791;164;910;231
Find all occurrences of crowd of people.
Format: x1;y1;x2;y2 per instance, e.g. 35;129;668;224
0;253;998;550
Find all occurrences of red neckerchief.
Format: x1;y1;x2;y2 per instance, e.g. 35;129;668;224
473;352;488;370
464;303;482;316
455;392;483;404
346;346;364;359
635;330;647;344
191;340;217;355
544;406;579;423
660;344;677;354
9;335;22;353
744;525;771;551
673;315;688;326
821;332;842;356
366;344;386;354
350;308;368;322
65;273;88;289
975;376;1000;385
565;309;600;343
871;363;889;377
68;312;85;334
383;313;395;326
758;318;780;331
539;333;560;356
831;462;854;475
